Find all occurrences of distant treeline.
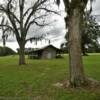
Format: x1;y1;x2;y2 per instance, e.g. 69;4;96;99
61;46;100;54
0;46;16;56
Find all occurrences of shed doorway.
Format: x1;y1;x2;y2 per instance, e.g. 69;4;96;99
47;52;52;59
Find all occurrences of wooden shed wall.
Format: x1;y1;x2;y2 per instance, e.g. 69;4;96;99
41;47;56;59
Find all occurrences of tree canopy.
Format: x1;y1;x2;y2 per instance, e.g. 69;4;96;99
0;0;58;65
82;13;100;55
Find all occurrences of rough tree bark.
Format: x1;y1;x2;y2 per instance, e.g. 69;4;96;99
67;8;86;87
18;41;25;65
56;0;93;87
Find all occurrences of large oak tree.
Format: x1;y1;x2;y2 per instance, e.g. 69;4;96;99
56;0;95;87
0;0;57;65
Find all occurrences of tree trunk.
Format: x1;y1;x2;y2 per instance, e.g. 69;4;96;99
19;43;25;65
68;8;86;87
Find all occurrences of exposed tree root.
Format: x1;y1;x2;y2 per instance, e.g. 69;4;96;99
53;78;100;90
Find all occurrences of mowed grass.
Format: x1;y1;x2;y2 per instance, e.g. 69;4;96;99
0;54;100;100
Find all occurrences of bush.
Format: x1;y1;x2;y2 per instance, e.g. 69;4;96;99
0;46;16;56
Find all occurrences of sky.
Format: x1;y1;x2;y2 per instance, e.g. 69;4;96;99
0;0;66;52
0;0;100;52
92;0;100;23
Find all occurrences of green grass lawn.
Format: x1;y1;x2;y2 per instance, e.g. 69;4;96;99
0;54;100;100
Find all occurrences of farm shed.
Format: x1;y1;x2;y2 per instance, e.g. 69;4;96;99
28;45;62;59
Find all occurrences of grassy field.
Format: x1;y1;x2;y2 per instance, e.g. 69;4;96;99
0;54;100;100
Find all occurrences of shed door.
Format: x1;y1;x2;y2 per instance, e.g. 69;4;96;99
47;52;52;59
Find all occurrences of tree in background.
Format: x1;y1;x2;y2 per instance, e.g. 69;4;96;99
0;16;8;54
0;0;58;65
82;13;100;55
60;42;68;53
0;46;16;56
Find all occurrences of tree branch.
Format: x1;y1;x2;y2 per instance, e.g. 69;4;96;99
37;7;60;15
26;14;48;32
25;35;44;43
24;0;48;30
0;24;15;32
